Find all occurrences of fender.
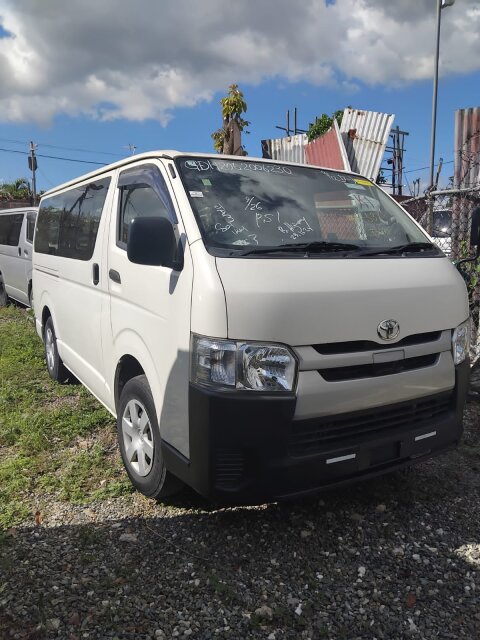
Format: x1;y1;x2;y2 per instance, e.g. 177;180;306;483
111;328;165;424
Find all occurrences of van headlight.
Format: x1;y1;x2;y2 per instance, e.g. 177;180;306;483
452;319;470;365
191;334;297;392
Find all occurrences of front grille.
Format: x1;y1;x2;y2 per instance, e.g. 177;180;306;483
313;331;442;355
214;449;245;490
319;354;438;382
288;393;453;457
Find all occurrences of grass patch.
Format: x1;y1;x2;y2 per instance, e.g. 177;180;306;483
0;306;132;529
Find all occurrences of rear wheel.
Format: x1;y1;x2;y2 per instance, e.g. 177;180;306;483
117;375;183;499
0;280;7;307
44;317;69;383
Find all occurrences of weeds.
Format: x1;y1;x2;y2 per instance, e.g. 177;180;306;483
0;306;132;529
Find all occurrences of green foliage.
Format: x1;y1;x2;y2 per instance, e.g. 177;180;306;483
211;84;250;154
307;109;344;143
0;307;132;529
0;178;31;201
457;241;480;297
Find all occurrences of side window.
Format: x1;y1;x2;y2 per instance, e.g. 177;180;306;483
0;214;24;246
35;177;111;260
26;212;36;243
117;164;175;249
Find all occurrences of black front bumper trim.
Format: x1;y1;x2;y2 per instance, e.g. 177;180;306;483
161;360;470;504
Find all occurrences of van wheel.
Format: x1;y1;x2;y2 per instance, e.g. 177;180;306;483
0;280;7;307
28;285;33;309
44;317;69;383
117;375;183;499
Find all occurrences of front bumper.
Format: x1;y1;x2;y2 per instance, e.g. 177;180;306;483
162;361;470;504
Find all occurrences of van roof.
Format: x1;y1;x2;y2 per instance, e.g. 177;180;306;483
41;151;362;198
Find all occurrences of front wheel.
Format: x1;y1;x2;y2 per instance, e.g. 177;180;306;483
44;317;69;383
116;375;183;499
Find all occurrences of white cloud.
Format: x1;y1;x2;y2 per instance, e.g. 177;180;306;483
0;0;477;125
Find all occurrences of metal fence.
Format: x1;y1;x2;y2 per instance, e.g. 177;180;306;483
401;187;480;361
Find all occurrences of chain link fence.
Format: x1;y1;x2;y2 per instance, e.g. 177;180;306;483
401;187;480;362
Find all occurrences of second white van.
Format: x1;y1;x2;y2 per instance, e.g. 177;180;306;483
0;207;37;307
33;152;473;503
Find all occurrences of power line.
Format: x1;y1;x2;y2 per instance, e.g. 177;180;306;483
0;136;122;158
0;146;105;166
37;166;56;188
403;159;454;175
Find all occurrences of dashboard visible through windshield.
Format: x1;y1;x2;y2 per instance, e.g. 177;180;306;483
176;156;438;258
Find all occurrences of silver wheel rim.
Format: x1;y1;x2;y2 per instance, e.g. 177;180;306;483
45;327;55;372
121;399;154;477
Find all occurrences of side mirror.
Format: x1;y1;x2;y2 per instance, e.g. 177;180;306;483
470;207;480;258
127;217;182;269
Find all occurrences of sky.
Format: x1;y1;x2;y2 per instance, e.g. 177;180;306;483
0;0;478;195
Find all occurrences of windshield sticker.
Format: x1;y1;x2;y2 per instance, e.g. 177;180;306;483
354;178;373;186
201;179;212;186
189;191;204;198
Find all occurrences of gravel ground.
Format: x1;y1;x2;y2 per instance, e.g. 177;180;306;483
2;389;480;639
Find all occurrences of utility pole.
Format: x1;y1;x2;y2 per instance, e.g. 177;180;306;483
275;108;307;136
428;0;454;232
28;141;37;204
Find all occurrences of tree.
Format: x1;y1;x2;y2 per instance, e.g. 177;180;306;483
307;109;345;143
0;177;31;200
211;84;250;155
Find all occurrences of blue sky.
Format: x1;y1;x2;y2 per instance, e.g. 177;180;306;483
0;0;478;195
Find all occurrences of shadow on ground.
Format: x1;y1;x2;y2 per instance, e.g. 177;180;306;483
2;439;480;640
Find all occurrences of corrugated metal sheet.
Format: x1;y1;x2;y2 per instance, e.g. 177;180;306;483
454;107;480;188
261;133;307;164
304;119;351;171
340;108;395;181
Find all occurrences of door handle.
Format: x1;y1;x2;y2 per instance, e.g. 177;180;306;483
109;269;121;284
18;247;21;256
24;249;29;257
92;263;99;285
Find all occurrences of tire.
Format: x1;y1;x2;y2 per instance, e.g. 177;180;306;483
117;375;183;499
28;284;33;309
0;279;7;308
44;316;70;383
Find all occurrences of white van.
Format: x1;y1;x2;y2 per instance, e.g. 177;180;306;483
32;153;472;502
0;207;37;307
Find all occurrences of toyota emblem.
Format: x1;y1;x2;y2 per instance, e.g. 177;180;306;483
377;319;400;341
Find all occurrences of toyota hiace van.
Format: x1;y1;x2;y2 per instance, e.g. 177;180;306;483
32;153;472;502
0;207;37;307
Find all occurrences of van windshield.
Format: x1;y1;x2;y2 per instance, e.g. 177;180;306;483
176;156;435;257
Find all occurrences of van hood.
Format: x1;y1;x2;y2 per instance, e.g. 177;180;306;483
215;256;468;346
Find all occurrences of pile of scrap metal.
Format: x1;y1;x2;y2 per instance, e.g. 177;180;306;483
261;108;395;182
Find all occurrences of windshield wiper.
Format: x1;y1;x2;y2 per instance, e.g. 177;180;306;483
355;242;437;257
235;241;361;257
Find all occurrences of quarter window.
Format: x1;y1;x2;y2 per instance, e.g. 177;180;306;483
0;214;24;246
35;178;111;259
